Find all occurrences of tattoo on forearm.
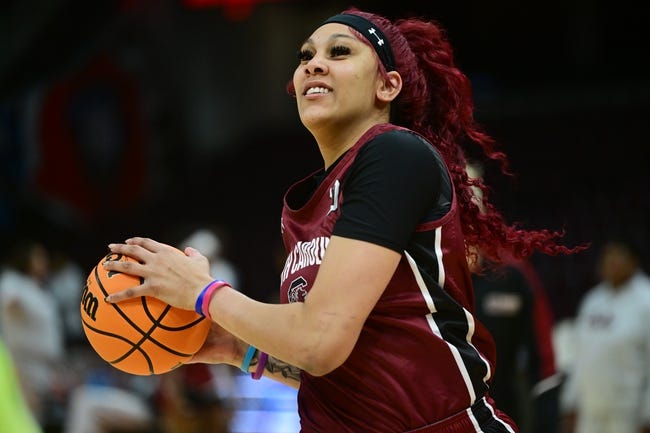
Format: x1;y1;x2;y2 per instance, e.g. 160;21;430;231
266;356;302;382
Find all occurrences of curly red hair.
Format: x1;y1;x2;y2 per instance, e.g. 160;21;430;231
338;8;587;266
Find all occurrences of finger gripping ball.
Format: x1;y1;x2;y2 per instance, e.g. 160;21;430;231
80;252;210;375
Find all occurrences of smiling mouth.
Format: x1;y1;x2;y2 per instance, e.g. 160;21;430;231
305;87;331;96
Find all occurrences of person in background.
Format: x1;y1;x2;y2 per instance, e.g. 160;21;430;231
466;161;562;433
48;247;86;347
0;237;155;433
561;236;650;433
472;252;562;433
152;362;232;433
62;364;156;433
104;7;585;432
0;337;43;433
0;238;70;429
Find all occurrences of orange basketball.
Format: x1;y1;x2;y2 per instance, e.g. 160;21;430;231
80;252;211;376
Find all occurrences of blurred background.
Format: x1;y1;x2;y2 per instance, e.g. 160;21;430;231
0;0;649;431
2;0;649;314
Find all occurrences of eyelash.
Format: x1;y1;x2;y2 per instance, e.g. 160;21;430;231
330;45;351;57
297;49;312;62
297;45;352;62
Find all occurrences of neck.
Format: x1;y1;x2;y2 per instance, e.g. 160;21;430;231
608;271;637;291
311;117;388;169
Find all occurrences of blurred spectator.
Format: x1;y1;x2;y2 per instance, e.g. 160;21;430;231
153;363;233;433
560;236;650;433
48;248;86;346
0;237;156;433
0;239;71;429
471;252;562;433
62;364;156;433
0;337;43;433
61;248;158;433
466;160;562;432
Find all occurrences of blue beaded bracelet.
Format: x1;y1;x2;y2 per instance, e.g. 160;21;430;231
241;345;257;373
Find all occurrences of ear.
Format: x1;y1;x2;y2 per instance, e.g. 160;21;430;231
376;71;402;102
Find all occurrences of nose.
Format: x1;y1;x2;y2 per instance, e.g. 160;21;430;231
304;56;328;75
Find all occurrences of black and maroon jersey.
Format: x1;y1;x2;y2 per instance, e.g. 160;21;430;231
279;123;502;432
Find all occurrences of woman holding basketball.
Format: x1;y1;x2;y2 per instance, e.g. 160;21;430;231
105;7;584;432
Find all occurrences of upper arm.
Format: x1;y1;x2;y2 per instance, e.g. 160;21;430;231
299;235;401;374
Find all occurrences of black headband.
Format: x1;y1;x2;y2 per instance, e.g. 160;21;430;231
322;13;396;72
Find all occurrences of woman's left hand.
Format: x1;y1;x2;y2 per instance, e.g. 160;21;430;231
103;237;215;311
186;321;247;367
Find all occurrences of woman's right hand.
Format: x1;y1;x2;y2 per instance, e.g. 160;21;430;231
104;237;214;311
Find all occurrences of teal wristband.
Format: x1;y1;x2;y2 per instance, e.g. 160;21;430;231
241;345;257;373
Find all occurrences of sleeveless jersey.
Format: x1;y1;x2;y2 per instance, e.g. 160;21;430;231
279;123;499;432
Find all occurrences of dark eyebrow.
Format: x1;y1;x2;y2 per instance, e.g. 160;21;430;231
301;33;357;46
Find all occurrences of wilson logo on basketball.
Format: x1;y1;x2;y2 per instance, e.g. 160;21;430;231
81;284;99;321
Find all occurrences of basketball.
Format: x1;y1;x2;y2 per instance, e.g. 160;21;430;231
80;252;211;376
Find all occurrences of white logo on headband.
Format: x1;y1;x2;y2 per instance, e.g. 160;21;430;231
368;28;384;46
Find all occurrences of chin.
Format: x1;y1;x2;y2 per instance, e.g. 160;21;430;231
300;112;335;131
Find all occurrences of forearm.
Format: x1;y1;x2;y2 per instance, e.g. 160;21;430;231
244;352;301;389
208;286;350;376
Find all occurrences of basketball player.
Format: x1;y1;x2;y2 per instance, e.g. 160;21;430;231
105;7;585;432
561;237;650;433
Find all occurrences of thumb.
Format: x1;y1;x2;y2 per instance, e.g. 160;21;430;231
183;247;210;266
182;247;211;271
184;246;201;257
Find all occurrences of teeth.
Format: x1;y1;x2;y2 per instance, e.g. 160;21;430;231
306;87;329;95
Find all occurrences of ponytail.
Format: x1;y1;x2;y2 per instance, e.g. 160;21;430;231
344;8;586;265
